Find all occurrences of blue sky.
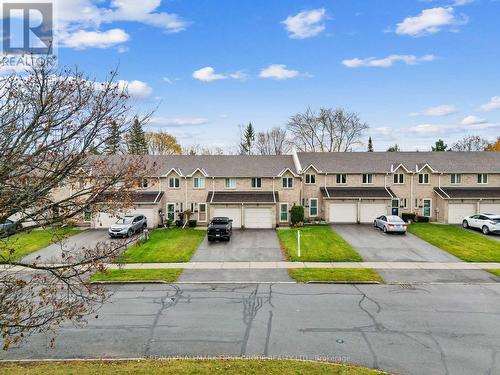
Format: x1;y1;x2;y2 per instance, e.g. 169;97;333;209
4;0;500;151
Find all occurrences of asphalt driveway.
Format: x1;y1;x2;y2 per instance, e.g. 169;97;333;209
333;224;497;283
179;230;291;282
22;229;119;264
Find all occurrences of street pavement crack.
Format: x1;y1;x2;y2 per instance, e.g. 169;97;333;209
240;285;263;356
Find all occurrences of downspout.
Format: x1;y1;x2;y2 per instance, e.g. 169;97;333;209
410;173;414;212
183;176;188;228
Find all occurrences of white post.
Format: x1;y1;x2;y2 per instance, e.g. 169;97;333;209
298;230;301;258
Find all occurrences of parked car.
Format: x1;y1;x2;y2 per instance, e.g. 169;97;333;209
108;215;147;238
207;217;233;242
374;215;408;234
462;213;500;235
0;219;20;238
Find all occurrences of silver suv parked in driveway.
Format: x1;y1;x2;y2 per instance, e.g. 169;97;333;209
108;215;147;238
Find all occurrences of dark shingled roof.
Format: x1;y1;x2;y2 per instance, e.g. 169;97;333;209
298;152;500;173
100;191;164;204
434;187;500;199
207;191;279;203
320;187;395;199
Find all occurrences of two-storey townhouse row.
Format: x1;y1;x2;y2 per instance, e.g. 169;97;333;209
296;152;500;224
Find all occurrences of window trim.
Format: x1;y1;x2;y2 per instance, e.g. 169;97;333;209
279;203;289;223
193;177;205;189
282;177;293;189
393;173;404;184
251;177;262;189
401;198;408;209
477;173;488;185
225;178;236;189
169;177;180;189
450;173;462;185
336;174;347;185
362;174;374;185
305;174;316;185
418;173;430;185
309;198;318;217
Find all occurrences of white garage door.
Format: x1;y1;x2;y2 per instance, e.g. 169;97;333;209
93;209;157;229
329;203;357;223
448;204;476;224
480;203;500;215
213;208;242;228
360;203;388;224
244;208;273;229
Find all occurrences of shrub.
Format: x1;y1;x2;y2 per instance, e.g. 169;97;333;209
175;220;183;227
416;216;430;223
402;213;416;222
188;220;197;228
291;205;305;225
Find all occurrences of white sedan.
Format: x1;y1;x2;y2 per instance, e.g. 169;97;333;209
462;213;500;235
374;215;408;234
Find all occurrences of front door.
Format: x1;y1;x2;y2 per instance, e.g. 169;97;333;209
391;199;400;216
167;203;176;221
198;203;207;223
423;199;432;217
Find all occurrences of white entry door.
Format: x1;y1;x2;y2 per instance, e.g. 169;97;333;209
359;203;388;224
329;203;357;223
213;207;242;228
244;208;273;229
448;203;476;224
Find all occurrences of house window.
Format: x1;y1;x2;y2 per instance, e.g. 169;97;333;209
401;198;408;209
305;174;316;184
138;178;148;188
280;203;289;222
251;177;262;188
451;174;462;185
193;177;205;189
79;179;85;189
393;173;404;184
418;173;429;184
362;174;373;184
225;178;236;189
309;198;318;217
169;177;180;188
477;174;488;184
336;174;347;184
282;177;293;188
83;208;92;222
415;198;420;209
190;202;197;212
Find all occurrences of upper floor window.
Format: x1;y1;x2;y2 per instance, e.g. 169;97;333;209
225;178;236;189
251;177;262;188
193;177;205;189
393;173;404;184
477;173;488;184
451;174;462;185
336;174;347;184
305;174;316;184
169;177;180;188
418;173;429;184
362;174;373;184
138;178;148;188
282;177;293;189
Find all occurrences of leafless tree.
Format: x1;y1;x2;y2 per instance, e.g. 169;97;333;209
0;62;149;350
451;135;489;152
255;127;290;155
287;107;369;152
184;144;226;155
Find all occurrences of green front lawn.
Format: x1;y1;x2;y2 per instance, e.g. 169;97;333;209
486;269;500;278
0;228;79;262
407;223;500;262
289;268;384;283
91;269;183;283
119;228;206;263
0;359;390;375
277;226;362;262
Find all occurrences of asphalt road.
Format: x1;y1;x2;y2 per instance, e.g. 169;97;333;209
333;224;497;283
2;283;500;375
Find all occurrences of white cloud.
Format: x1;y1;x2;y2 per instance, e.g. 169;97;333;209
395;7;466;37
342;54;435;68
281;8;327;39
259;64;300;80
461;115;487;125
117;80;153;98
411;105;458;116
192;67;228;82
229;70;249;81
60;29;129;49
149;117;209;126
453;0;474;6
480;96;500;111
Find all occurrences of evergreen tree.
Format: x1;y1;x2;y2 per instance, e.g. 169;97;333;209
387;144;400;152
127;118;148;155
104;121;121;155
367;137;373;152
239;122;255;155
431;139;448;152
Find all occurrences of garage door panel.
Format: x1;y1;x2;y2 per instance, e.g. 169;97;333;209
480;203;500;215
213;208;241;228
244;208;273;229
360;203;387;224
448;204;476;224
93;209;156;229
329;203;357;223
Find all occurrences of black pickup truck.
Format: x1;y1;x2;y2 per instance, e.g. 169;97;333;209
207;217;233;242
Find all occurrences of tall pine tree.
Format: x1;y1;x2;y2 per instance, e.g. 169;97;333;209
127;118;148;155
105;121;122;155
367;137;373;152
239;122;255;155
